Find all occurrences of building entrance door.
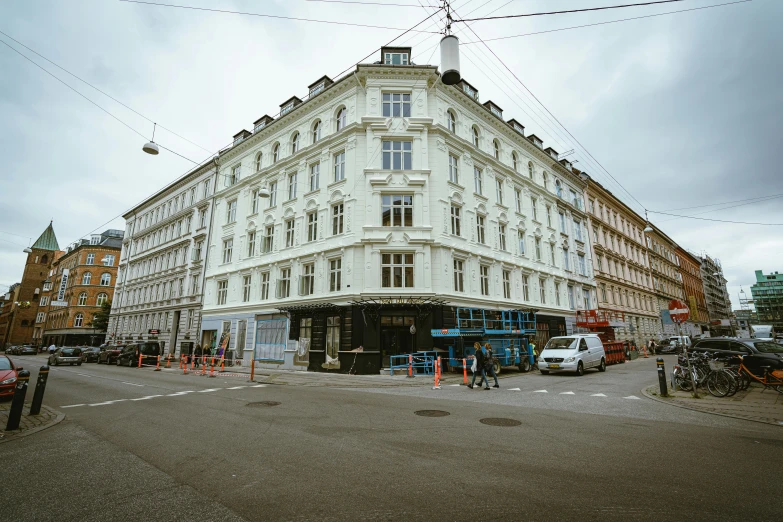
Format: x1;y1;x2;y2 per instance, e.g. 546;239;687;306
380;314;415;367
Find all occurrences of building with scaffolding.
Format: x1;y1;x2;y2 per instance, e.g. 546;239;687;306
698;255;734;336
750;270;783;331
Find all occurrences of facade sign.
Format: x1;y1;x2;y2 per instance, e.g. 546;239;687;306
56;268;69;302
148;329;160;335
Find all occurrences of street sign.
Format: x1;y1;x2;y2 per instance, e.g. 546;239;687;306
148;329;160;335
668;300;690;324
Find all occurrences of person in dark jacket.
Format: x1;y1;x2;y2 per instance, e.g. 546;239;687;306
484;343;500;388
468;342;490;390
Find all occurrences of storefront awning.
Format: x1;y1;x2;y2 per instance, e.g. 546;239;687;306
350;296;449;322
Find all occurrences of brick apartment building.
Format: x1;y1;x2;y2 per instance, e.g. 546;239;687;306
677;248;709;337
0;223;62;349
42;229;123;346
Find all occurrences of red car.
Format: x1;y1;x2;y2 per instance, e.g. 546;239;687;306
0;356;21;400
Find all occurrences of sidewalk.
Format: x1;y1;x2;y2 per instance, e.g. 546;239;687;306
0;403;64;443
643;384;783;426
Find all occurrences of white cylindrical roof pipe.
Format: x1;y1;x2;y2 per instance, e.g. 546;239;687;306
440;35;461;85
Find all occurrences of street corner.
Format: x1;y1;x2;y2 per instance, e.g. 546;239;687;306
0;403;65;444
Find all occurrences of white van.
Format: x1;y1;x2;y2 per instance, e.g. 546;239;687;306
539;334;606;376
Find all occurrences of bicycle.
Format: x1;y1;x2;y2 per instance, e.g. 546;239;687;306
734;358;783;395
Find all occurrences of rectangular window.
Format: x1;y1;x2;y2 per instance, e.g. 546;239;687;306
480;265;490;296
307;212;318;242
382;141;412;170
381;195;413;227
278;268;291;298
546;206;552;228
332;203;344;235
539;278;546;304
242;275;252;302
287;173;297;200
334;151;345;182
251;189;259;214
550;244;556;266
217;280;228;305
448;154;459;184
522;275;530;301
583;288;591;310
103;254;115;266
230;165;241;186
269;181;278;206
573;219;583;241
381;253;414;288
383;52;409;65
503;270;511;299
263;225;274;253
578;253;587;276
199;208;207;228
222;239;233;264
535;237;542;261
329;258;342;292
309;163;320;191
300;263;314;296
567;285;575;310
247;231;256;257
498;224;507;251
518;230;525;255
474;167;483;195
531;198;538;221
495;178;504;205
36;312;45;323
562;248;570;271
450;205;461;236
260;272;270;300
382;92;411;117
227;199;237;224
453;259;464;292
514;188;521;213
476;215;486;244
555;282;561;306
326;316;340;358
86;253;95;265
39;296;48;306
285;219;295;248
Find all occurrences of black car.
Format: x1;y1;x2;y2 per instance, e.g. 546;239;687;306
116;342;161;367
691;338;783;375
81;347;101;363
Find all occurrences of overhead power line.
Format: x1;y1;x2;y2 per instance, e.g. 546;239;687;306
465;0;753;43
647;211;783;226
118;0;441;33
653;192;783;213
305;0;440;6
454;0;685;22
0;29;211;153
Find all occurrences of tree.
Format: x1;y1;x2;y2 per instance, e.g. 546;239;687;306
90;300;112;332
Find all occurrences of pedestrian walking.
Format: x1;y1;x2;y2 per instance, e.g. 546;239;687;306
648;338;656;356
484;342;500;388
467;342;490;390
48;342;56;355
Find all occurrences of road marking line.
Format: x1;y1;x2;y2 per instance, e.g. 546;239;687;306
89;401;118;407
623;395;641;400
198;388;222;393
74;373;92;377
448;384;460;387
508;387;521;391
130;395;163;401
226;386;246;390
559;391;575;395
250;384;267;388
591;393;607;397
166;391;194;396
533;390;548;393
61;404;85;408
121;382;144;387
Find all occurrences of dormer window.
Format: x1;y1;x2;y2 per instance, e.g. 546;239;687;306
528;134;543;149
463;84;476;98
490;106;502;118
309;82;325;97
281;102;294;116
254;121;266;132
90;236;100;245
384;52;409;65
234;135;243;145
508;119;525;135
253;115;274;133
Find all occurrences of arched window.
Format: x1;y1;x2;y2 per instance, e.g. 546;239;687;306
472;126;480;147
446;110;456;133
336;107;347;131
97;293;108;306
493;139;500;160
272;143;280;163
78;292;87;306
74;313;84;327
543;172;548;190
82;272;92;285
312;120;322;143
100;273;111;286
41;254;48;264
254;152;262;172
555;179;563;197
291;132;300;154
528;161;534;179
512;152;518;172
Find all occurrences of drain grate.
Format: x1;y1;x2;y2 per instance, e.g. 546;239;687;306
414;410;450;417
479;417;521;427
246;401;281;407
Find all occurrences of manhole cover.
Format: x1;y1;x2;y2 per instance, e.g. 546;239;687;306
479;418;521;427
414;410;450;417
246;401;281;407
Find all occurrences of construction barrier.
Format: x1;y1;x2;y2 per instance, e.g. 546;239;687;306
165;354;171;369
154;355;161;371
389;354;435;376
603;341;626;366
432;357;442;390
462;358;468;385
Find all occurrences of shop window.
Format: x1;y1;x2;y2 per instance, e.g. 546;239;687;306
326;316;340;358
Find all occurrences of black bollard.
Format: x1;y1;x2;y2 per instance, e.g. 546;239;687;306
5;370;30;431
29;365;50;416
656;357;668;397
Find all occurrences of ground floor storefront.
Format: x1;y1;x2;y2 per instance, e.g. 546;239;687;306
43;328;106;347
107;305;203;356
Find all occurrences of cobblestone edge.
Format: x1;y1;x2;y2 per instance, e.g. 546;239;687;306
641;385;782;427
0;406;66;444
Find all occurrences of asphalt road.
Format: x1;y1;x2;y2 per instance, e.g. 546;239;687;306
1;354;781;522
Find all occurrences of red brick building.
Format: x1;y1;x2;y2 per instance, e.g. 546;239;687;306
43;229;123;346
677;247;710;337
0;223;62;349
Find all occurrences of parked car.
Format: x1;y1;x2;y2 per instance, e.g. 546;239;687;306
116;342;161;367
539;334;607;376
81;347;101;363
20;345;38;355
0;355;21;400
6;346;19;355
98;345;124;365
691;338;783;375
48;347;83;366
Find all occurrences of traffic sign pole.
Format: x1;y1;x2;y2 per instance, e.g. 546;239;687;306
668;299;698;399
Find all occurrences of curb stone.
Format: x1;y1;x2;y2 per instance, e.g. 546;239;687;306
0;405;65;444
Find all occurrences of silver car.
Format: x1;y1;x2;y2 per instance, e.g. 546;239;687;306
48;347;83;366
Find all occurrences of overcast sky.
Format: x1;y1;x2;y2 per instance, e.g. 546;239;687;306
1;0;781;309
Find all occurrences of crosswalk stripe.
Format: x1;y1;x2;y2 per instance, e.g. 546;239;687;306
559;391;575;395
250;384;267;388
226;386;246;390
508;387;521;391
198;388;222;393
623;395;641;400
591;393;607;397
533;390;548;393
